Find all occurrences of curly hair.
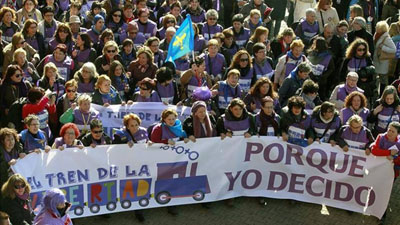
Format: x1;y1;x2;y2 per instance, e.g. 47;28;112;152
249;77;278;99
60;123;80;137
123;113;142;127
344;91;367;109
345;38;370;59
0;127;19;146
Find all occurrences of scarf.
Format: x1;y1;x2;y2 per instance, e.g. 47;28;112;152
2;148;18;162
374;32;384;45
16;193;29;201
99;87;118;103
344;84;357;94
186;6;203;16
259;111;279;135
10;80;28;97
225;107;249;121
193;113;213;138
239;66;250;78
319;112;334;124
162;120;187;139
223;81;238;103
287;50;303;61
138;64;149;73
302;93;316;109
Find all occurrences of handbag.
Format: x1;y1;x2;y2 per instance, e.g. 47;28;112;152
378;36;396;60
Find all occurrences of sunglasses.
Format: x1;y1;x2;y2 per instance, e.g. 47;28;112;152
166;20;175;24
66;89;76;93
107;49;117;53
14;184;26;189
129;31;138;34
113;14;122;18
19;40;26;45
208;18;217;21
92;130;103;134
59;30;69;33
140;87;150;91
14;73;22;78
240;58;249;62
357;48;366;52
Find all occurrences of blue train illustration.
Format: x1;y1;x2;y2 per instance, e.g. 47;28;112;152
29;161;210;216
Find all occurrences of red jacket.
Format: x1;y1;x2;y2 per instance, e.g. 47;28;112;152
150;123;168;144
22;96;56;120
371;134;400;178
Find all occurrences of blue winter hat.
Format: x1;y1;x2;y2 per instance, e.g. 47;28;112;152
94;14;104;24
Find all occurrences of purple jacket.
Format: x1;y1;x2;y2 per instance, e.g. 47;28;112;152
33;209;73;225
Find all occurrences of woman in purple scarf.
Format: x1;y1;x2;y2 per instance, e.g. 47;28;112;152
150;109;188;145
1;174;35;225
34;188;73;225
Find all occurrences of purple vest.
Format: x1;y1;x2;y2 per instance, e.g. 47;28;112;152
205;53;225;77
230;27;251;48
77;81;95;94
73;109;98;132
336;84;364;103
376;107;400;133
284;55;306;77
135;20;157;39
154;51;164;68
217;81;241;109
45;55;73;80
157;27;167;40
255;114;279;136
26;36;39;51
311;115;341;142
377;133;400;151
74;48;91;63
182;9;205;23
186;74;207;97
194;36;206;55
156;82;175;104
288;114;311;140
175;59;190;71
309;54;332;76
238;67;254;93
300;20;319;41
2;25;16;42
347;57;367;72
53;137;80;149
341;125;369;150
201;23;223;41
135;91;162;102
340;107;369;126
44;22;57;43
59;0;70;11
223;116;250;136
87;29;100;43
253;60;274;80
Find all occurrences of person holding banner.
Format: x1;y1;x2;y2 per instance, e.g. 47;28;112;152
91;75;125;106
81;119;112;148
132;78;162;103
335;114;374;153
255;96;280;136
309;101;341;144
19;114;51;154
113;113;149;146
183;100;217;140
280;96;313;147
60;94;98;135
244;77;280;114
52;123;84;150
33;188;72;225
216;98;257;139
150;109;188;145
1;174;35;225
340;91;370;126
0;128;25;190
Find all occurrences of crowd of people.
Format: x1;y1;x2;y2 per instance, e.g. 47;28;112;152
0;0;400;224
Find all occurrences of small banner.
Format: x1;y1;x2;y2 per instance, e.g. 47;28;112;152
91;103;192;136
12;137;393;219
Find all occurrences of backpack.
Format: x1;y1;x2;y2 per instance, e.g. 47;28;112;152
7;97;28;132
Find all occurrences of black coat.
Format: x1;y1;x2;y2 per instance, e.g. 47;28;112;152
347;29;375;56
1;197;34;225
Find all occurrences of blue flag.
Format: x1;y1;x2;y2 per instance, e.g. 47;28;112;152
165;15;194;63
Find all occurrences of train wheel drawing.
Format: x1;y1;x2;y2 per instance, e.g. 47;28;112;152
106;202;117;211
90;204;100;213
156;191;171;205
193;190;205;201
74;206;84;216
121;200;132;209
138;198;149;207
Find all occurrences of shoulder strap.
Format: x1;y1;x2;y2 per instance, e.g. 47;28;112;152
318;117;335;139
320;11;325;28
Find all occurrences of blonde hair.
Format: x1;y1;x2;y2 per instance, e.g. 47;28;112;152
12;48;26;62
249;9;261;18
65;79;78;89
207;38;219;47
227;69;240;79
161;109;178;122
250;26;268;42
376;21;389;34
80;62;99;79
77;93;92;105
347;115;363;126
137;46;154;65
1;174;31;199
43;62;61;79
95;75;111;89
290;39;305;50
102;40;119;55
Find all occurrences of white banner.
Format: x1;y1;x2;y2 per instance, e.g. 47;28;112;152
91;103;192;136
12;137;394;219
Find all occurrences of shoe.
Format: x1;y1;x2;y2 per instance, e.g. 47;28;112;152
167;206;179;216
135;211;145;222
258;198;267;206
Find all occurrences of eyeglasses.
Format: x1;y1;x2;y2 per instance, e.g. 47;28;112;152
66;89;76;93
92;130;103;134
113;14;122;18
65;131;75;135
107;49;117;53
166;20;175;24
19;40;26;45
357;48;366;52
14;73;22;78
129;31;138;34
208;17;217;21
14;184;26;189
140;87;150;91
240;58;249;62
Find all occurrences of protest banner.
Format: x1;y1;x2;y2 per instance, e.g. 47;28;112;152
12;137;393;219
91;103;191;136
